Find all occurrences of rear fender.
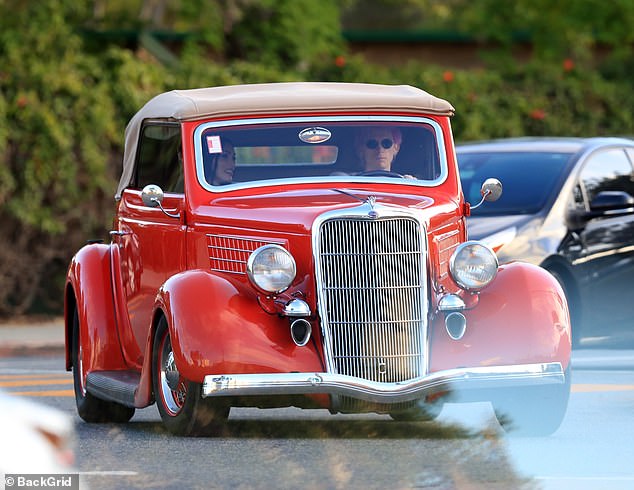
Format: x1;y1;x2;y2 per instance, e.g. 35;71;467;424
152;270;325;383
430;261;571;372
64;244;126;372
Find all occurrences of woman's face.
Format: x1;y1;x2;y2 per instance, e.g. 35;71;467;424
359;128;400;171
213;142;236;185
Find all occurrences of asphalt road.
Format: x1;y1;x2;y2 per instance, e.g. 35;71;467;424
1;350;633;490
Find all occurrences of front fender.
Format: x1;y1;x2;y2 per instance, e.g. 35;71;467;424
430;262;571;372
64;243;126;372
155;270;325;383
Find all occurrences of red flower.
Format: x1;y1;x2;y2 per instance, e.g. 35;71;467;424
16;95;28;108
442;70;454;83
563;58;575;72
334;55;346;68
529;108;546;120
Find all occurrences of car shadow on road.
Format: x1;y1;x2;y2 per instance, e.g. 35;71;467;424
124;418;477;439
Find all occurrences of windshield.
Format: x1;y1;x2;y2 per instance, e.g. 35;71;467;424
194;117;446;191
457;151;573;215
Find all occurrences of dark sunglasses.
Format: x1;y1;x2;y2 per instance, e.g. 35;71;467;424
365;138;394;150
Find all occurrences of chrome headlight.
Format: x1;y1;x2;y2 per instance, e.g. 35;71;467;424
449;241;498;291
247;244;296;294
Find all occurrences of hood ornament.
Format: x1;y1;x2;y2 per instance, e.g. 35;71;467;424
331;189;380;219
366;196;379;219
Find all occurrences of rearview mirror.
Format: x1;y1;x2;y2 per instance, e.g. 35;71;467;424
141;184;164;208
471;178;503;210
589;191;634;212
567;190;634;229
141;184;180;219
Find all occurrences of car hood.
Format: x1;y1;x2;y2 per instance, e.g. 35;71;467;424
466;214;537;240
194;187;455;234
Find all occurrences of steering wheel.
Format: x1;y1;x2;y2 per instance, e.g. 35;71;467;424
358;170;404;178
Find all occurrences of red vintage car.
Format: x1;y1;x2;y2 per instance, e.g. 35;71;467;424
64;82;571;436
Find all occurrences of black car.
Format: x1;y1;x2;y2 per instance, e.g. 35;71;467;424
457;137;634;347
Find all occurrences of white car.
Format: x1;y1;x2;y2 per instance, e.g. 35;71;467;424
0;391;75;474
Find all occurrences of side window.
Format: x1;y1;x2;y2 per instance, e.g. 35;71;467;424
134;124;183;193
570;183;586;212
578;148;634;206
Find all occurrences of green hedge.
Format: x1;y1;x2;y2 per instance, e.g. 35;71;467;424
1;4;632;315
309;54;634;140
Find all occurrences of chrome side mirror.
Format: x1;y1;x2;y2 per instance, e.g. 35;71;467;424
471;178;502;210
141;184;164;207
141;184;180;219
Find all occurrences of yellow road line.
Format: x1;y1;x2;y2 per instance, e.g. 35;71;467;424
11;390;74;397
0;373;69;380
572;384;634;393
0;378;72;387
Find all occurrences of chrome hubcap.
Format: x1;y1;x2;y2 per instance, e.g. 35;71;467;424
159;336;186;415
165;351;180;391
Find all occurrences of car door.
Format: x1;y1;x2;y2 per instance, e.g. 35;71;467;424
113;123;186;367
572;147;634;337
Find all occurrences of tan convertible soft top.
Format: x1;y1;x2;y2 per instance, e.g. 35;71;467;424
117;82;455;198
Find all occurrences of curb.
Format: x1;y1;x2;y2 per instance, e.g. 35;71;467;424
0;343;65;358
0;319;65;358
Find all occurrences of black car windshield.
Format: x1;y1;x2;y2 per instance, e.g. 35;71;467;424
457;151;573;215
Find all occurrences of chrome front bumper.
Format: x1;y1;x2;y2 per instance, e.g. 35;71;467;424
202;362;565;403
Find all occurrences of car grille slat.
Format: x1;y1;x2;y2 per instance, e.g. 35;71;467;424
317;216;427;383
207;234;283;274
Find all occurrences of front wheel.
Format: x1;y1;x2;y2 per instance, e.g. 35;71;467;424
152;317;229;436
71;307;135;423
492;368;571;436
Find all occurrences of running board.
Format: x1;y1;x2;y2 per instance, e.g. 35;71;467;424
86;370;140;408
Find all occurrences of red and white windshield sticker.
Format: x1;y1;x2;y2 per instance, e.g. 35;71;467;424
206;135;223;154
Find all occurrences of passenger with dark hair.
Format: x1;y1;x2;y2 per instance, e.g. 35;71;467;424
205;138;236;185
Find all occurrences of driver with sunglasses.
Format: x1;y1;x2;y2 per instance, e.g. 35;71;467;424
356;127;407;176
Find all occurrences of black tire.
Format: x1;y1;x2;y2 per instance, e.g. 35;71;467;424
72;307;135;423
152;316;229;436
492;368;571;437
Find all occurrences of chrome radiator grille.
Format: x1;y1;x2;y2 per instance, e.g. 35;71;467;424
316;216;427;383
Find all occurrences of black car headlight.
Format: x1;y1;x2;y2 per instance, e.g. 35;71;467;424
247;244;296;294
449;241;498;291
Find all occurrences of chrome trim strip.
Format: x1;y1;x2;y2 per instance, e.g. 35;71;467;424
192;115;449;193
202;362;565;403
206;233;285;244
209;257;245;264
